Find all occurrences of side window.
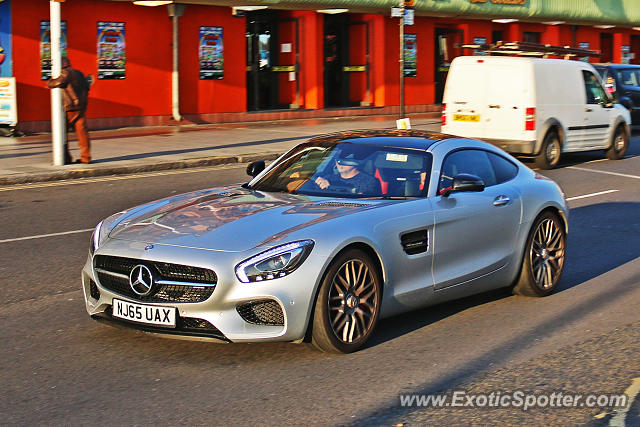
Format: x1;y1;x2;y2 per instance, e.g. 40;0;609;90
487;152;518;184
616;69;639;87
582;70;608;104
439;149;497;192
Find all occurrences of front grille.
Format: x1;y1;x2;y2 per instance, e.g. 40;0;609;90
237;300;284;326
97;307;228;341
182;317;219;331
89;279;100;300
94;255;216;303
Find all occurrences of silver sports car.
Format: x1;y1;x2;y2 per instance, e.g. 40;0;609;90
82;130;568;353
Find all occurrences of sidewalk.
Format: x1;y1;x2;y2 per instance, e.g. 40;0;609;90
0;113;441;186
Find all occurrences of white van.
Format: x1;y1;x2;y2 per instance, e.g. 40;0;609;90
441;56;631;169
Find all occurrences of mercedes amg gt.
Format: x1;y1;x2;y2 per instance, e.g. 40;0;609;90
82;130;568;353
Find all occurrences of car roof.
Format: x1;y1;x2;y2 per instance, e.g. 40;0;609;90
306;129;457;151
593;63;640;69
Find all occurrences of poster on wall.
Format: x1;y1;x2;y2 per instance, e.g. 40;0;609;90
579;42;590;62
473;37;487;56
0;77;16;126
40;20;68;80
199;27;223;79
621;45;633;65
97;21;126;80
0;0;12;78
404;34;417;77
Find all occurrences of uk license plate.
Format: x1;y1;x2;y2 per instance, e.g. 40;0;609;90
112;298;176;327
453;114;480;122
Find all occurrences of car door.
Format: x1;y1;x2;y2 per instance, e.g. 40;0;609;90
582;70;613;149
431;149;522;290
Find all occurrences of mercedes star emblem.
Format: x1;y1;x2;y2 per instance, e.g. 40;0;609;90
129;264;154;296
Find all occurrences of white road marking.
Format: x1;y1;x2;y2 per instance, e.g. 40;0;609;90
568;166;640;180
0;163;245;192
0;228;94;244
566;189;619;201
609;377;640;427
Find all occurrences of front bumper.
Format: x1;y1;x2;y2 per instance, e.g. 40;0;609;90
82;238;327;343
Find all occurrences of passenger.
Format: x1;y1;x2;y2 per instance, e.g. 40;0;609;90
314;152;380;195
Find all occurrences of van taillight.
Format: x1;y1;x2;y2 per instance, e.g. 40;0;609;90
441;104;447;126
525;107;535;131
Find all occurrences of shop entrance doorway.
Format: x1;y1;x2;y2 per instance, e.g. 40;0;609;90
246;12;300;111
324;14;370;108
246;11;278;111
600;33;613;63
434;28;463;103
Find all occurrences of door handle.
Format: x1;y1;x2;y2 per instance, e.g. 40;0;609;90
585;107;593;112
488;104;501;109
493;195;510;206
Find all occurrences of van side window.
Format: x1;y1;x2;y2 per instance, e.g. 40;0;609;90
582;70;608;104
438;149;497;192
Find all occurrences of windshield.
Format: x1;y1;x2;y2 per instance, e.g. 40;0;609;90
250;141;433;198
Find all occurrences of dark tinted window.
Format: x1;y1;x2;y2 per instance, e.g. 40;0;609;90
439;149;497;192
487;152;518;183
616;69;640;87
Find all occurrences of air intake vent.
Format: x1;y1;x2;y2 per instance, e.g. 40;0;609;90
237;300;284;326
315;202;369;208
401;229;429;255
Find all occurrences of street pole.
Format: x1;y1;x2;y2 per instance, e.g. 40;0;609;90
399;1;405;119
171;13;181;122
168;4;185;122
50;0;65;166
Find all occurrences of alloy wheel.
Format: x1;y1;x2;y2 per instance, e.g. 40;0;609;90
530;218;565;290
328;259;378;343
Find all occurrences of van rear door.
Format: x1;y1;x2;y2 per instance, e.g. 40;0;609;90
443;58;489;138
482;62;529;141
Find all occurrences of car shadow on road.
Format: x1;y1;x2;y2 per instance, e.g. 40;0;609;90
351;202;640;424
369;202;640;348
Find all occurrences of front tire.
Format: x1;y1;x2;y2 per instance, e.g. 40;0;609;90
513;212;566;297
535;131;562;170
311;249;382;353
606;125;628;160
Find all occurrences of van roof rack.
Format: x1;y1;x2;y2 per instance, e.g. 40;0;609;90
462;41;600;59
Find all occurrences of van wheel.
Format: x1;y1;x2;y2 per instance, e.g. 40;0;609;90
535;131;561;170
606;126;628;160
513;212;566;297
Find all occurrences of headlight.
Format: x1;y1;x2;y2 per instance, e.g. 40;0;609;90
89;221;103;255
90;212;127;255
235;240;314;283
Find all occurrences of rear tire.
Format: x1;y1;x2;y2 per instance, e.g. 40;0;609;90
311;249;382;353
606;125;628;160
535;131;561;170
513;212;566;297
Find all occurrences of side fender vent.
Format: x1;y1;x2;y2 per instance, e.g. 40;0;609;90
400;229;429;255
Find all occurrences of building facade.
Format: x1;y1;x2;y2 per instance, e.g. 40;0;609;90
4;0;640;132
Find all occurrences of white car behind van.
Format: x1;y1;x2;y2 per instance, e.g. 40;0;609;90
441;56;630;169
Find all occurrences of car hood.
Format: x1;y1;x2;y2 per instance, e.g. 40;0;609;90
109;186;384;252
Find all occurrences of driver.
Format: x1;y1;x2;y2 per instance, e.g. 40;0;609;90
314;152;381;195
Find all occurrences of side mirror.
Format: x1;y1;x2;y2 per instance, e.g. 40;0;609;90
246;160;265;177
441;173;485;197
